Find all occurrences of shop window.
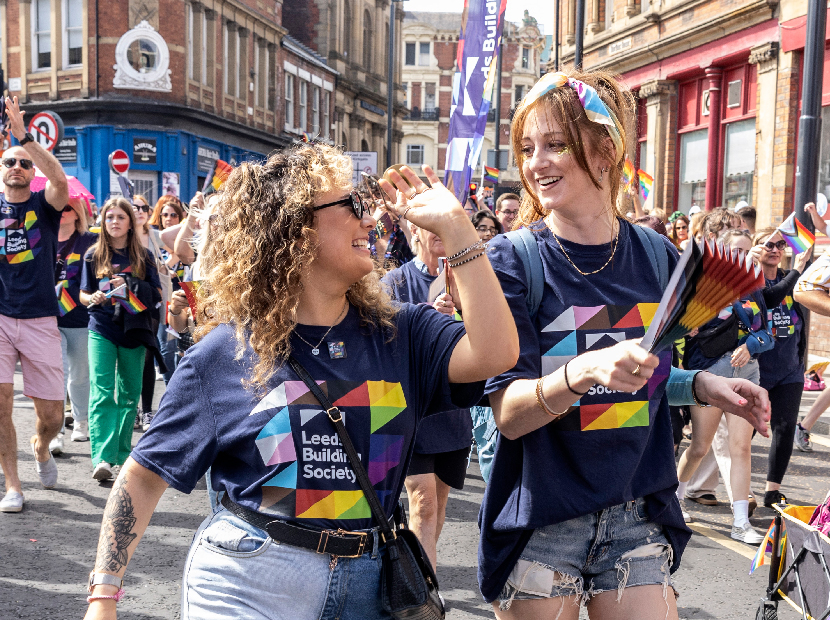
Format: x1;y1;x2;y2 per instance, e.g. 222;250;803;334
405;42;416;66
419;42;430;66
678;129;708;214
33;0;51;70
64;0;83;66
131;171;158;208
407;144;424;166
727;80;742;108
639;142;647;172
722;119;754;209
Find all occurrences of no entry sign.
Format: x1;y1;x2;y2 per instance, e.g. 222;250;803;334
28;111;64;151
109;149;130;175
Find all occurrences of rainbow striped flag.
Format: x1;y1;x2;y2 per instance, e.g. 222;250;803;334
301;132;312;143
483;166;499;184
55;283;77;317
202;159;233;195
749;520;786;574
116;290;147;315
622;158;635;187
638;169;653;202
180;280;202;316
777;213;815;255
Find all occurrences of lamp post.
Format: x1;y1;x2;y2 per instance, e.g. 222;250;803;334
386;0;403;169
574;0;585;69
554;0;560;71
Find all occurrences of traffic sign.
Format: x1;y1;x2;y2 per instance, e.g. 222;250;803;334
27;111;64;151
109;149;130;175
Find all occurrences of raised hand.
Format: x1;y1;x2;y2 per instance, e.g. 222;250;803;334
4;96;27;141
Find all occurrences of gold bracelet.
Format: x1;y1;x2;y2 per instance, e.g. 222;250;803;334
535;376;571;417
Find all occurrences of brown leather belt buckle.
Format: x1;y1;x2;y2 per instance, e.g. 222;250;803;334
316;528;368;558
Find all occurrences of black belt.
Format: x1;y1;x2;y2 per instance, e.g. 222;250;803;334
220;494;375;558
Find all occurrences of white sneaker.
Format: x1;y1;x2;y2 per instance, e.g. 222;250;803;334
0;491;24;512
49;433;65;455
71;420;88;442
92;462;113;481
731;522;764;545
679;498;693;523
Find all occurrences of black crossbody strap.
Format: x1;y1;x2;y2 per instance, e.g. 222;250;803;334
287;357;396;540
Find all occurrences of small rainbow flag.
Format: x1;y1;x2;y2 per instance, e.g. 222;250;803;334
180;280;202;316
55;283;77;317
777;213;815;255
483;166;499;184
622;157;636;187
749;520;786;574
116;290;147;315
202;159;233;195
301;132;312;143
638;169;653;202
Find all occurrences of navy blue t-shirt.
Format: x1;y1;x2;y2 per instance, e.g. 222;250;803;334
131;304;482;531
0;190;62;318
80;246;161;348
759;271;804;389
478;220;690;603
382;259;474;454
56;232;97;329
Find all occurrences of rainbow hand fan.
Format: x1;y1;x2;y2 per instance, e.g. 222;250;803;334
180;281;202;316
640;239;765;354
777;213;815;255
622;158;635;187
202;159;233;196
638;170;653;202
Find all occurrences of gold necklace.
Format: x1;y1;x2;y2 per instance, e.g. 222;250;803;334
550;221;619;276
293;300;349;356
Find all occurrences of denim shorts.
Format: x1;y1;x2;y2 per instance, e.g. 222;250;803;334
498;498;673;609
706;351;760;383
181;507;392;620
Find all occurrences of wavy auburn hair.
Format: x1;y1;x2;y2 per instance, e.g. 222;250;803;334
88;197;146;280
510;68;636;230
196;143;398;394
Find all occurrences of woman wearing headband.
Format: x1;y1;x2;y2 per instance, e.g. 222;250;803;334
478;69;770;619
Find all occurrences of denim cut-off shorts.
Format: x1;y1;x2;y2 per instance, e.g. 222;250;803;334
498;498;674;610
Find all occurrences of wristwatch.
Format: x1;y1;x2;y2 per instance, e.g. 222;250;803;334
18;132;34;146
87;571;123;592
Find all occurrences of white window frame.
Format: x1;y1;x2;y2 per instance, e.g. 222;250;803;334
32;0;52;71
312;85;320;135
299;80;308;132
406;144;425;166
285;73;294;131
418;41;430;66
63;0;83;68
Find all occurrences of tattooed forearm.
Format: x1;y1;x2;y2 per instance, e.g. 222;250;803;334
95;475;138;574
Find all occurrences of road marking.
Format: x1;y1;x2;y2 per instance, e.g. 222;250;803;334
687;522;758;561
811;433;830;448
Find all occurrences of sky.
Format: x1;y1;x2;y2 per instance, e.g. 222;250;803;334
401;0;554;36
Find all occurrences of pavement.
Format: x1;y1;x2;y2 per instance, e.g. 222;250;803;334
2;369;830;619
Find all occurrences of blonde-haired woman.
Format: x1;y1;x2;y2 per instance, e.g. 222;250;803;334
479;69;770;619
82;143;518;620
52;198;98;449
79;198;161;481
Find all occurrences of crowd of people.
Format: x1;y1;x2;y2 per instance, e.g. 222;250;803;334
0;66;829;620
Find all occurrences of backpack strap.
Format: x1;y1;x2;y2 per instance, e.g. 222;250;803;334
631;223;669;290
505;228;544;320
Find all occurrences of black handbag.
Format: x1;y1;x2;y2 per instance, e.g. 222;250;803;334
692;311;739;359
287;358;445;620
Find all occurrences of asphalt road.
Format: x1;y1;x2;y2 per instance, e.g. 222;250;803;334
2;374;829;619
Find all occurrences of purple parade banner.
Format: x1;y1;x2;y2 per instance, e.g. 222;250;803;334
443;0;507;205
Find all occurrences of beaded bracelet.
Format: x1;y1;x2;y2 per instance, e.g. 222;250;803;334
448;250;486;269
87;588;125;603
535;376;571;417
447;239;485;262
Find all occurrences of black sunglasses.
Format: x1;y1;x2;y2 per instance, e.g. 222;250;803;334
764;240;787;251
2;157;33;170
132;203;151;213
312;189;368;220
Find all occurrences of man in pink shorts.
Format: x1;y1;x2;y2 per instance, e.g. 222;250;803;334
0;96;70;513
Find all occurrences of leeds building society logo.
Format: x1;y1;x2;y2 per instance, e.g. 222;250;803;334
0;210;41;263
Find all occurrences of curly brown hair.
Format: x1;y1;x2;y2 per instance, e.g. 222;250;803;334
510;69;636;229
196;143;398;394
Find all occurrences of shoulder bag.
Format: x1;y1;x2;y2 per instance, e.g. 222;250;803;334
287;357;445;620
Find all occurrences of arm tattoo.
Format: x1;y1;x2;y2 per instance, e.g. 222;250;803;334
95;475;138;574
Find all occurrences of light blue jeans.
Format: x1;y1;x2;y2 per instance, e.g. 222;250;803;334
59;326;89;423
181;507;393;620
471;405;498;484
157;322;177;384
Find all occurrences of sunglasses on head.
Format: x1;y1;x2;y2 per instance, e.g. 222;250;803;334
2;157;33;170
312;189;368;220
764;240;788;251
132;203;151;213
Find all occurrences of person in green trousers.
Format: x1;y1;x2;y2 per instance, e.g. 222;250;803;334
80;197;161;481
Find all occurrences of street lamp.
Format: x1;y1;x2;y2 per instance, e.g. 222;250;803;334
386;0;404;169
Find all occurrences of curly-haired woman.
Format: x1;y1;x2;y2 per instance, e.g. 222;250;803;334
478;69;770;619
82;144;519;620
79;198;161;482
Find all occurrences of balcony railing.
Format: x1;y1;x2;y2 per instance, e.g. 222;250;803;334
405;107;440;121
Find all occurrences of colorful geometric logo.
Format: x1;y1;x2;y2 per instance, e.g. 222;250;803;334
580;401;649;431
0;210;43;264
